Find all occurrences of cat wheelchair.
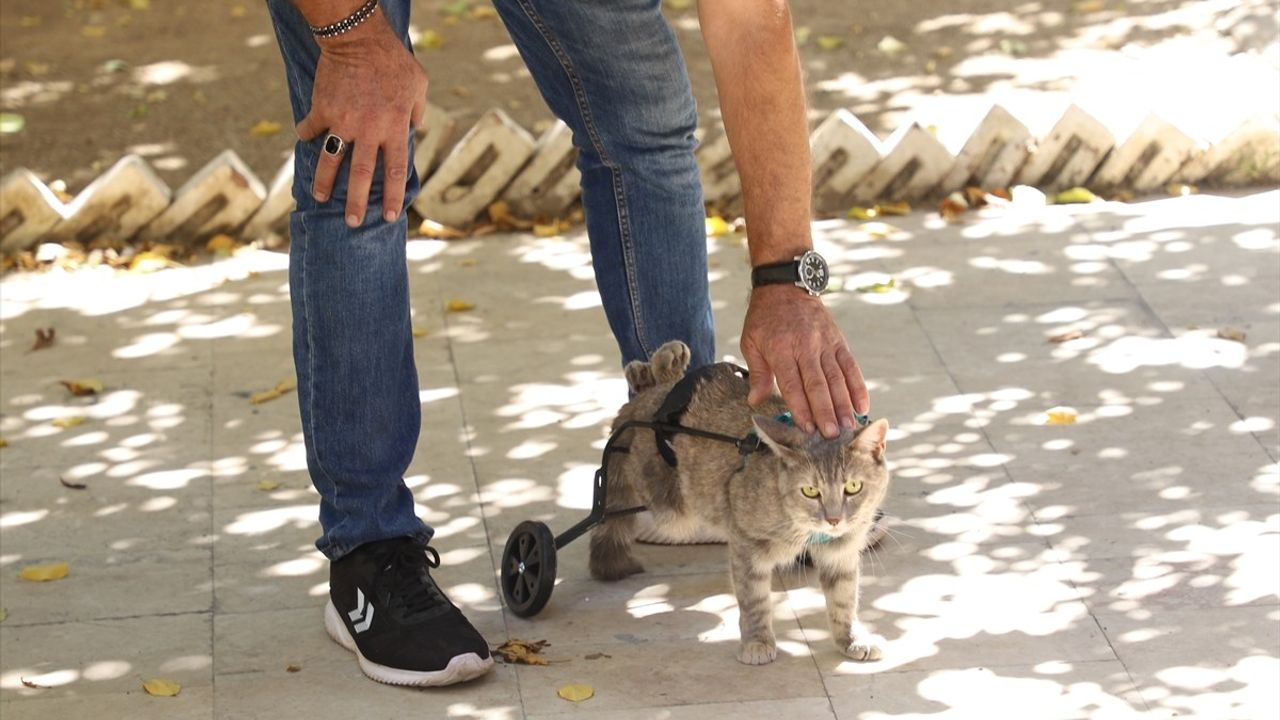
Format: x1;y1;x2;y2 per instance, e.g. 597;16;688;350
499;364;770;618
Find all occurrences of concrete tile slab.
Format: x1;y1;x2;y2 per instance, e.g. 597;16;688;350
0;686;214;720
1097;605;1280;720
524;696;837;720
826;661;1147;720
0;613;212;700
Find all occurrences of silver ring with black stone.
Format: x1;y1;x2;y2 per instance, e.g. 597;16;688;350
323;133;348;157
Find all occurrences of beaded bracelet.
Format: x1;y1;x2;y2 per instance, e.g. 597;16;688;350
309;0;379;39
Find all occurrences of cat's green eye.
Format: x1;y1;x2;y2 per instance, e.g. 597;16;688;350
844;479;863;495
800;485;821;499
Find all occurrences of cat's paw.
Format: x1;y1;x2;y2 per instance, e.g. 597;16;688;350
736;640;778;665
624;360;656;394
840;631;885;662
650;341;691;383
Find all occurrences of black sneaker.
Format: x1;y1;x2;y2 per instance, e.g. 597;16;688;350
325;537;494;686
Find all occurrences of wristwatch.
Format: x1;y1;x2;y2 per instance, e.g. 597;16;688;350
751;249;829;296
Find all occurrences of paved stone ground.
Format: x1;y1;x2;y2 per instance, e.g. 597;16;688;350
0;190;1277;719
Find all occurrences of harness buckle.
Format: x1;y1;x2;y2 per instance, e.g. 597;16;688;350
736;433;762;456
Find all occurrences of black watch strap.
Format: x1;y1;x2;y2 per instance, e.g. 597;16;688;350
751;260;797;288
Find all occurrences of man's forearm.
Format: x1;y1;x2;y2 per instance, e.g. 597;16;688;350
698;0;813;268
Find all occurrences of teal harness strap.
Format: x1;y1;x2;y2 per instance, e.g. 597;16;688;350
807;532;838;545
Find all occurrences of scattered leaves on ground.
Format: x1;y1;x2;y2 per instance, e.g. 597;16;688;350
206;234;236;255
1048;328;1085;343
877;35;907;55
816;36;844;51
583;652;611;660
411;326;429;338
874;200;911;216
469;5;497;19
1053;187;1099;204
20;677;49;689
999;37;1029;56
458;258;479;267
1217;327;1247;343
52;416;86;429
446;299;476;313
493;639;550;665
939;193;968;221
705;216;732;237
1167;183;1198;196
249;120;283;138
533;218;574;237
31;327;55;351
60;477;88;490
1045;408;1078;425
855;277;898;294
418;218;467;239
0;113;25;134
1074;0;1105;12
19;562;69;582
557;683;594;702
256;479;281;492
250;378;297;405
286;664;301;673
488;201;533;231
847;206;876;220
60;378;103;396
129;250;180;273
416;29;444;50
0;438;8;449
858;221;901;239
142;678;182;697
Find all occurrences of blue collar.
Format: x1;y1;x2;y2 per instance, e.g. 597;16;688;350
808;532;837;545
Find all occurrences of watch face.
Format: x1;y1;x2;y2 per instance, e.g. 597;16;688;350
798;251;829;294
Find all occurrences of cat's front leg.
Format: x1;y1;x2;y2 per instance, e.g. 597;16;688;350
730;541;777;665
814;548;883;662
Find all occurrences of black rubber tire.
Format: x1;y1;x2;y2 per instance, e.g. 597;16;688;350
501;520;558;618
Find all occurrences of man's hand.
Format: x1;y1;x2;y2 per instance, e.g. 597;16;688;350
741;285;869;439
295;13;427;226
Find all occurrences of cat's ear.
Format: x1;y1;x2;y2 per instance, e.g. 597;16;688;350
753;414;808;460
850;418;889;462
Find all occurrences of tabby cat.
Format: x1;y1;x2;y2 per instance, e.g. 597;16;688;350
591;340;891;665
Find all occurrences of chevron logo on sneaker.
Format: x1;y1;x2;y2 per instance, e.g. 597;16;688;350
348;587;375;633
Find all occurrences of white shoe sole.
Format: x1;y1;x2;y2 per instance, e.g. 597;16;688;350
324;600;494;687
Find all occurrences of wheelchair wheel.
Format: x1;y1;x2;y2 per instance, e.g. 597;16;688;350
501;520;557;618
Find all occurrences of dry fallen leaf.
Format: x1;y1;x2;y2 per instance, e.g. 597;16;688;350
1048;328;1085;344
446;299;476;313
60;378;104;396
1053;187;1099;204
250;378;297;405
411;326;429;338
704;216;731;237
875;201;911;216
1167;183;1198;197
52;416;86;429
249;120;283;138
418;218;467;239
877;35;907;55
458;258;479;267
859;221;901;239
468;5;497;19
488;200;533;231
0;608;7;623
816;36;844;51
20;677;49;689
939;195;968;221
128;251;178;274
0;437;8;449
31;328;55;352
59;477;88;490
533;219;573;237
1217;327;1247;343
19;561;69;582
416;29;444;50
207;234;237;255
558;683;594;702
794;26;812;47
286;664;301;673
583;652;611;660
142;678;181;697
1045;408;1078;426
963;186;990;208
847;206;877;221
855;277;898;294
1074;0;1105;12
256;479;281;492
493;639;550;665
81;25;107;38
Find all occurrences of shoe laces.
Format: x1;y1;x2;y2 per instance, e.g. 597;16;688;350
380;543;449;618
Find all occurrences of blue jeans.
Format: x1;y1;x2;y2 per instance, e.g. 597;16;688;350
267;0;714;560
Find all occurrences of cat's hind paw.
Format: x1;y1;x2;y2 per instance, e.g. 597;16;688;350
736;641;778;666
840;631;885;662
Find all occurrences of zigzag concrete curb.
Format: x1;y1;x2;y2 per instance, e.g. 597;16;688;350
2;104;1278;252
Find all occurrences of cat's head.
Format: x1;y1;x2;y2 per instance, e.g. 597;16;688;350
751;415;891;540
